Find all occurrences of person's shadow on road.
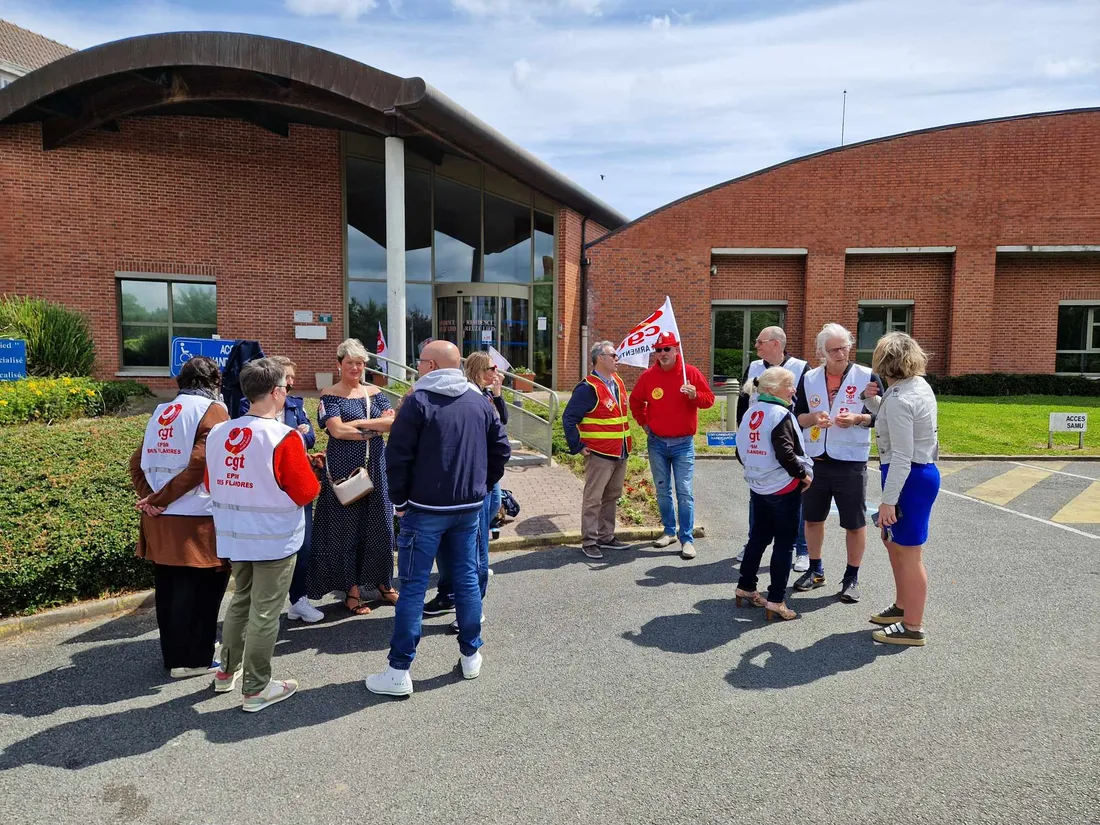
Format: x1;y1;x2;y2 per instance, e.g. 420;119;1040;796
725;630;906;690
635;557;737;588
621;593;837;655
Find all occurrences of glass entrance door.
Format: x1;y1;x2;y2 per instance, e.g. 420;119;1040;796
435;284;530;371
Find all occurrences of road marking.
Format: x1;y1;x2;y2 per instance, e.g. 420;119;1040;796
1052;481;1100;523
939;489;1100;540
871;466;1095;543
1009;462;1099;482
937;462;974;477
963;463;1065;506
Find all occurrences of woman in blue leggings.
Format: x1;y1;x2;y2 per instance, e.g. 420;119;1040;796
863;332;940;647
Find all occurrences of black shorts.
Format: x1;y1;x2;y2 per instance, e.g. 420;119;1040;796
802;458;868;529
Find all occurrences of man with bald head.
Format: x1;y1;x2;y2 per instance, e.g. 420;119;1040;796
367;340;511;697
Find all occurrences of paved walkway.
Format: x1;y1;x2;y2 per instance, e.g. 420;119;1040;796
495;462;585;539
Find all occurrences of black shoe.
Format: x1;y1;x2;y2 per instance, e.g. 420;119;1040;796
423;594;455;617
582;545;605;560
869;603;905;626
598;538;631;550
838;579;860;603
793;571;827;592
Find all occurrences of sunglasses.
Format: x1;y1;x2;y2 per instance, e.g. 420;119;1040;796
487;365;499;371
653;347;674;353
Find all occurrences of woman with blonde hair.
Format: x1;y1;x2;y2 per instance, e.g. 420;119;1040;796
863;332;940;646
423;349;509;629
309;338;398;614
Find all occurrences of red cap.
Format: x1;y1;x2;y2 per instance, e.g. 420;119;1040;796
654;331;679;348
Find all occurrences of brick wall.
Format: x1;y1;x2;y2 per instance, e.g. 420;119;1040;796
712;255;806;362
586;110;1100;376
0;118;343;391
843;254;952;375
992;255;1100;373
558;212;608;388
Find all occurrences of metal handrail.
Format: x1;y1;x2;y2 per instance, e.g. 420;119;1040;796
363;351;558;458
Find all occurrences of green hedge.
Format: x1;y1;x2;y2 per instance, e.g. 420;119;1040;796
0;377;152;426
0;295;97;377
0;417;152;616
926;373;1100;397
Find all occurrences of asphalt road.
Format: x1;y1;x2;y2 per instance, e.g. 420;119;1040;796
1;460;1098;825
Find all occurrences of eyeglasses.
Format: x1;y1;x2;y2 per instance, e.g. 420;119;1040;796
600;352;619;360
826;345;852;355
754;338;776;347
486;365;499;372
653;347;674;353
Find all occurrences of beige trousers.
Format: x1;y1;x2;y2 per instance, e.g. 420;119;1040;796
581;454;627;548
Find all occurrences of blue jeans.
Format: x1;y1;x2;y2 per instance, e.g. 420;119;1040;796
390;507;483;669
288;503;312;604
744;497;808;556
436;484;496;602
648;435;695;544
739;489;802;603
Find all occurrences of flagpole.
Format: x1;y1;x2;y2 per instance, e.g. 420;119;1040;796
678;343;688;385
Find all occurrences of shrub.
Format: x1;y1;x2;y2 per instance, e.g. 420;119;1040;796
0;295;97;377
712;348;743;378
0;416;152;616
926;373;1100;397
0;378;151;426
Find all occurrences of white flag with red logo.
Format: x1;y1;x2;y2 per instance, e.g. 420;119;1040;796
487;344;512;373
376;323;388;376
616;296;682;369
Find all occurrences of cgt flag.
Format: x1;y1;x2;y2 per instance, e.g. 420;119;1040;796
487;344;512;373
376;323;388;376
616;296;682;369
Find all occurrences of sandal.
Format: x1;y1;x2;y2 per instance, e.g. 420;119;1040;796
734;588;766;608
344;592;371;615
377;585;399;605
764;601;798;622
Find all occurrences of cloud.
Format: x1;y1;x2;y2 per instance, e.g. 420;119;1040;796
452;0;602;19
3;0;1097;218
512;58;533;90
648;14;671;32
285;0;378;21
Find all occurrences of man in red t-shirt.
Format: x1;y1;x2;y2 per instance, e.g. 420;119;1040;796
629;331;715;559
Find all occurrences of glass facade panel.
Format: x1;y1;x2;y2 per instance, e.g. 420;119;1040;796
532;284;553;385
347;157;387;281
437;296;459;348
406;168;432;282
120;281;169;323
857;306;888;351
1057;305;1087;350
500;296;530;374
534;211;554;282
484;193;532;284
434;176;482;282
712;309;746;379
171;283;217;325
461;295;497;355
407;283;433;365
348;280;387;346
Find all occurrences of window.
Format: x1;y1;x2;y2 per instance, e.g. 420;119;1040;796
484;193;532;284
1056;304;1100;373
534;211;554;282
434;175;482;282
856;304;911;365
710;306;786;381
118;279;216;368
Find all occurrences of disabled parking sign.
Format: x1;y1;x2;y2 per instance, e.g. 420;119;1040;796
171;337;238;377
706;431;737;448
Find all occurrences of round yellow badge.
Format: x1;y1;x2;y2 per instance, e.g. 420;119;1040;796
652;387;664;400
810;426;821;441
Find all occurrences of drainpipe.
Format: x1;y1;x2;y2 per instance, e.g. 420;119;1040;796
579;216;589;380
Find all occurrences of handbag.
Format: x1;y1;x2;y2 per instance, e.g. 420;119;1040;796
327;462;375;505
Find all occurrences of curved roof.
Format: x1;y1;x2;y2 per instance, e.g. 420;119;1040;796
586;107;1100;248
0;30;627;229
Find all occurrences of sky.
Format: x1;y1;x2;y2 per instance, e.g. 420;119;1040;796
1;0;1097;219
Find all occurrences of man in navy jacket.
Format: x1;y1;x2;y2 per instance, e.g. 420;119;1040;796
367;340;510;697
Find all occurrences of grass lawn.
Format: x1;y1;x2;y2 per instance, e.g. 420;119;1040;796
936;395;1100;455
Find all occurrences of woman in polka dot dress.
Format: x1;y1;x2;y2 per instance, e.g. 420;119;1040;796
308;338;398;614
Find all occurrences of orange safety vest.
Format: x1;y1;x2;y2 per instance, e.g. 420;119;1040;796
577;373;632;458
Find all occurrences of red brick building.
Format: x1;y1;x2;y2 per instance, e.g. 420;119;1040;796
0;30;624;392
585;108;1100;386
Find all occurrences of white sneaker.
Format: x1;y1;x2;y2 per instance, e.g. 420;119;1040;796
212;667;242;693
287;596;324;623
734;547;746;563
460;651;483;680
653;533;677;548
365;666;413;697
792;554;810;573
680;541;696;560
242;679;298;713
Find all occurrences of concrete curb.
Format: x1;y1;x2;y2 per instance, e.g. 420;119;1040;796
694;453;1100;462
0;525;707;639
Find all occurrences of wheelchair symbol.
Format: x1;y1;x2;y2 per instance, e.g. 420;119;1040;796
177;342;194;365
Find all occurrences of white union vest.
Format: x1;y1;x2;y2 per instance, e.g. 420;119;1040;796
801;364;873;461
140;394;219;517
737;400;811;495
746;356;808;406
206;416;305;562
